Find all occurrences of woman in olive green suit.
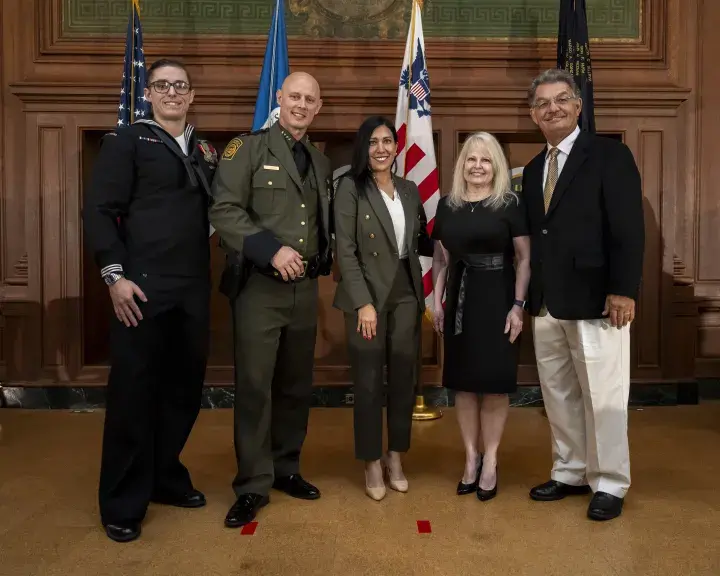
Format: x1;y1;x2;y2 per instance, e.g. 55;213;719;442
333;116;434;501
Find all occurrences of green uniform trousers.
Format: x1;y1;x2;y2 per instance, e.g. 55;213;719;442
231;270;318;496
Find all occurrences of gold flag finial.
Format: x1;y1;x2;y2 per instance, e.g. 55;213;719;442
416;0;424;8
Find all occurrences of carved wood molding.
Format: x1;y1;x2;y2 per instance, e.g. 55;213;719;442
37;0;664;65
4;255;28;286
673;255;695;286
8;83;693;113
697;304;720;327
23;0;693;97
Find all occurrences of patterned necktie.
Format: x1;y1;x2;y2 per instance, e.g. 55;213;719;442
544;147;559;213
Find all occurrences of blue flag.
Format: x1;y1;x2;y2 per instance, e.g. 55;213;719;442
251;0;289;131
117;0;150;127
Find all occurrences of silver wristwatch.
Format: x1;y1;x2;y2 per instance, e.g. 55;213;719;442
103;272;124;286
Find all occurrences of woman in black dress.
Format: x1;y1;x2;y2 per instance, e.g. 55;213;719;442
430;132;530;501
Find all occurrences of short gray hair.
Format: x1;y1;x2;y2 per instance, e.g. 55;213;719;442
527;68;580;106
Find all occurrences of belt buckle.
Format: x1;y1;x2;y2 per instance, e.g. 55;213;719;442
298;260;308;279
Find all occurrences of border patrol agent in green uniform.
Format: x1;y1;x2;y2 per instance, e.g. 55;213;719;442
208;72;333;528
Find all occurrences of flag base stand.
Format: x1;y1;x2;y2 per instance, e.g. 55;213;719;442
411;395;442;421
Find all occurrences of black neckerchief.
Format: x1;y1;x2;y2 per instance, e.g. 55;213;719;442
134;119;212;198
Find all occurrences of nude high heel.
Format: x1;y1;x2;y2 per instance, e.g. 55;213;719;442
365;469;386;501
382;456;409;493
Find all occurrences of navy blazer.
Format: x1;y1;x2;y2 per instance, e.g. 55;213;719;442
522;131;645;320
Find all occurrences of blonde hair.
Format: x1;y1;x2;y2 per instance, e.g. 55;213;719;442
447;132;516;211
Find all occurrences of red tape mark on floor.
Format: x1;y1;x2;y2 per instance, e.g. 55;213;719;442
241;521;258;535
416;520;431;534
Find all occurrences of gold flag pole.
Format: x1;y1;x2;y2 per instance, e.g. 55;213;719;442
412;308;442;421
408;0;441;422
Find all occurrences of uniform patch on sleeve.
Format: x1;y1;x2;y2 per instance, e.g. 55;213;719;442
222;137;243;160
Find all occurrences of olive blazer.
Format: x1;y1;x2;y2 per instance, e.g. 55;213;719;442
332;174;434;314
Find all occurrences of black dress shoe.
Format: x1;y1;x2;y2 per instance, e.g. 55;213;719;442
104;522;141;543
152;489;206;508
272;474;321;500
530;480;591;501
457;454;483;496
224;493;269;528
587;491;624;521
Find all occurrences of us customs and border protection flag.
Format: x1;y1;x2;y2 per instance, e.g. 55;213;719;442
557;0;596;133
252;0;289;131
394;0;440;317
117;0;150;127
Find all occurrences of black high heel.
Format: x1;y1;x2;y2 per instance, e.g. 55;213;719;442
477;462;498;501
456;454;484;495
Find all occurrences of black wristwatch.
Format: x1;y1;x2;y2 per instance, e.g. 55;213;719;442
103;272;124;286
513;299;526;309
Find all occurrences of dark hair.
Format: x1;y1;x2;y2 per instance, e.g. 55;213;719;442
147;58;193;86
527;68;579;106
345;115;398;193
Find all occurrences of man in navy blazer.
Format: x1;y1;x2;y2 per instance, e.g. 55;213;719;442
522;68;644;521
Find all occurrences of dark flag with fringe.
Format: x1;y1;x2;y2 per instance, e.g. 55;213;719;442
557;0;595;133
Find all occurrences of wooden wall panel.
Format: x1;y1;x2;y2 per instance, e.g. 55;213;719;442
1;0;717;387
694;0;720;376
637;130;663;370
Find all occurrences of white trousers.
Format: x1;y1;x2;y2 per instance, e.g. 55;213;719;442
532;312;631;498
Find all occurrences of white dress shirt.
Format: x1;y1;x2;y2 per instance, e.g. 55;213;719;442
542;124;580;187
380;188;407;259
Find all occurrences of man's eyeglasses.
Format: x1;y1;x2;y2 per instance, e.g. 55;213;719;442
149;80;191;95
532;94;576;111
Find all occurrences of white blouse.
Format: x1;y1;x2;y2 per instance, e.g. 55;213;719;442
380;188;407;259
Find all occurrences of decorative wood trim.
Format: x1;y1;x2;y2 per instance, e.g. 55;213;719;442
694;283;720;299
39;126;66;372
695;300;720;377
673;256;693;286
8;84;694;115
3;255;29;286
37;0;663;64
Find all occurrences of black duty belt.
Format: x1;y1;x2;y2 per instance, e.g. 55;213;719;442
454;253;504;336
256;254;321;284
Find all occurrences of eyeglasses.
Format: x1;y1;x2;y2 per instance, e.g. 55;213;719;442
532;94;576;111
149;80;191;95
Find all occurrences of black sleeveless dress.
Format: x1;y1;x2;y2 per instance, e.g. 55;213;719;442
431;194;529;394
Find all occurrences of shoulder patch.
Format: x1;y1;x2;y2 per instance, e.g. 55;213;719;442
222;137;243;160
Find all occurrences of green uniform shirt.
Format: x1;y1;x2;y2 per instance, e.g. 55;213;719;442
279;127;319;257
209;121;331;271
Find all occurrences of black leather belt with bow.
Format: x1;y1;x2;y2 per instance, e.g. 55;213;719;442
454;253;504;336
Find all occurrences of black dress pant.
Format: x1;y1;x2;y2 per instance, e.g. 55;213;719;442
344;260;421;461
98;276;210;526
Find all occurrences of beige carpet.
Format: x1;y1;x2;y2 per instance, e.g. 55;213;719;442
1;405;719;575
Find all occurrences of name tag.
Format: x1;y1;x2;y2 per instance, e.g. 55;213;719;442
263;164;280;171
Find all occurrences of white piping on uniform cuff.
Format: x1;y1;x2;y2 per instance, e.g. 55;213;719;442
100;264;124;277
